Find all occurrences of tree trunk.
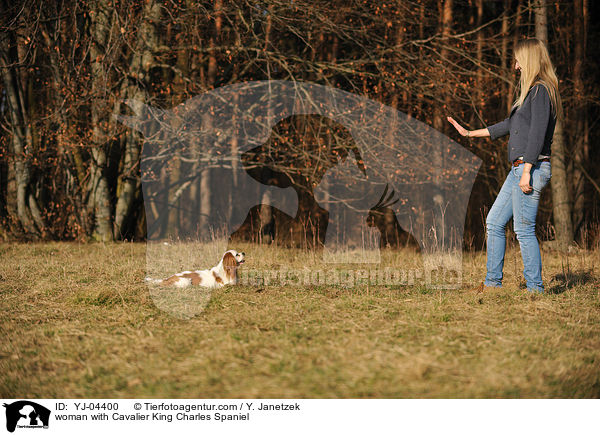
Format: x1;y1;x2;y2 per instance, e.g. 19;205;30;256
198;0;223;237
113;0;163;239
0;19;43;236
387;0;405;239
535;0;574;249
475;0;483;124
500;0;510;113
88;0;114;241
508;0;523;113
416;2;425;118
434;0;452;132
571;0;585;240
429;0;452;251
257;2;275;241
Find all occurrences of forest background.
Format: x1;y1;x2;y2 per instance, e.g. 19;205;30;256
0;0;597;251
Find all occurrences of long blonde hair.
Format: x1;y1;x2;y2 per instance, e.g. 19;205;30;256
513;38;563;120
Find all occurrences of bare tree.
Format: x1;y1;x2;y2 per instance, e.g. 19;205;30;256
571;0;586;240
88;0;116;241
0;1;44;236
534;0;574;249
113;0;163;239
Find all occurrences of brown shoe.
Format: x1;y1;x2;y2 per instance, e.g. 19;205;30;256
468;282;484;293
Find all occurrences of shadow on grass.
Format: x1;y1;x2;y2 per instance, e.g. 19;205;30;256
547;270;596;295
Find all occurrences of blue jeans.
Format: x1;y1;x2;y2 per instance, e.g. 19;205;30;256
484;161;552;292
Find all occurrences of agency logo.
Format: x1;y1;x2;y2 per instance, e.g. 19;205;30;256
3;401;50;433
119;80;482;317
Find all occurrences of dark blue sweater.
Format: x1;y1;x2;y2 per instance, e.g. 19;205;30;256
487;84;556;164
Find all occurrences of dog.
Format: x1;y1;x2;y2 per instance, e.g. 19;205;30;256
145;250;245;288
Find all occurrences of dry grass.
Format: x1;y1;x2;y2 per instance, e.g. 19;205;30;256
0;241;599;398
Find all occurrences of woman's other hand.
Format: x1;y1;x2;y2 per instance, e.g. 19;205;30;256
519;172;533;194
447;116;470;137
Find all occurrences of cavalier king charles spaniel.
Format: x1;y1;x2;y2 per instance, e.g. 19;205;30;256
145;250;245;288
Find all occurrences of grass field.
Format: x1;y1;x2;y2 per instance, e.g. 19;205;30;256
1;241;599;398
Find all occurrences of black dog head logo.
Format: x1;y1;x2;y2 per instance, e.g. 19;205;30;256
3;401;50;433
120;79;481;318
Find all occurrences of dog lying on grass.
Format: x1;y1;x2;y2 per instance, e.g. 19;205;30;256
145;250;245;288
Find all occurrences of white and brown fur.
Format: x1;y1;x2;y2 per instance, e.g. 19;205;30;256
145;250;245;288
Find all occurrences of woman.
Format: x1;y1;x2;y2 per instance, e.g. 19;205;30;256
448;38;562;293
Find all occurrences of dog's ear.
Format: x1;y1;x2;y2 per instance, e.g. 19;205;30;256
222;252;237;280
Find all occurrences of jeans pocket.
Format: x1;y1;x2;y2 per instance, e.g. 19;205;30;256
513;164;522;178
532;165;551;192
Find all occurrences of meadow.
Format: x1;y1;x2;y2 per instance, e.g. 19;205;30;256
1;241;599;398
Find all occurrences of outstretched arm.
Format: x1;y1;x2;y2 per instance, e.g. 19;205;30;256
447;116;491;138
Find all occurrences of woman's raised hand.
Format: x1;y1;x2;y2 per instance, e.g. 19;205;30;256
447;116;469;137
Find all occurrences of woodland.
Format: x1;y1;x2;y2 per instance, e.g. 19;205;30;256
0;0;597;250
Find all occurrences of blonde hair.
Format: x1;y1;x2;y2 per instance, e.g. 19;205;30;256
513;38;563;120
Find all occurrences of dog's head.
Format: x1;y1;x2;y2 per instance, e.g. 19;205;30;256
222;250;245;281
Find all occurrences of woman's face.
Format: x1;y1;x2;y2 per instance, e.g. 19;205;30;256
514;58;522;72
